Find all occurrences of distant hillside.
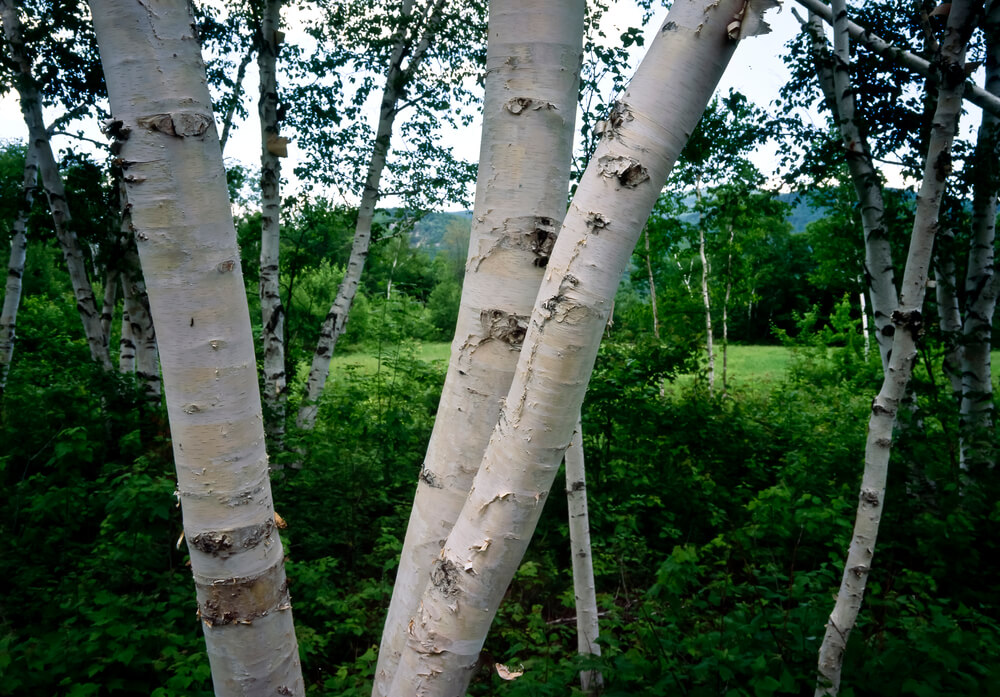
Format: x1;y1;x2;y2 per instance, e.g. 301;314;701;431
393;192;833;259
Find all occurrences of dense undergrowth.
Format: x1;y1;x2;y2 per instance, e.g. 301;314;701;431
2;294;999;696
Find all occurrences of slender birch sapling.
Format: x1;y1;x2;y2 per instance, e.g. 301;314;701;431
815;2;980;694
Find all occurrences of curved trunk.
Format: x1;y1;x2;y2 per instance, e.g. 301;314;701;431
299;0;445;428
258;0;287;450
389;1;747;692
1;0;111;370
815;3;976;693
91;0;304;693
0;143;36;395
565;419;602;695
372;2;586;691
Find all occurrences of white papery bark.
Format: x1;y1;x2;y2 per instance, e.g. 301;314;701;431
121;261;161;404
959;0;1000;470
1;0;111;370
372;2;585;691
119;294;135;374
0;143;36;394
699;221;715;394
258;0;287;447
299;0;446;428
815;3;977;694
389;1;753;693
91;0;303;693
934;231;964;396
565;419;602;695
100;268;119;342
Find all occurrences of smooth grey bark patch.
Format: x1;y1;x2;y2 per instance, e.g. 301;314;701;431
597;155;650;188
137;112;212;137
480;309;529;348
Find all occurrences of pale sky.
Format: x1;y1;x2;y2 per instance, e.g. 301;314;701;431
0;3;830;204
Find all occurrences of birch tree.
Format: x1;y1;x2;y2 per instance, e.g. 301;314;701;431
1;0;111;370
257;0;287;446
0;142;35;395
389;1;775;692
295;0;482;427
90;0;304;692
815;1;979;693
373;2;586;690
564;418;602;695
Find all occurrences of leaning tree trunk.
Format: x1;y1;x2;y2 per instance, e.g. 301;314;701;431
815;3;977;694
121;258;161;405
388;1;758;692
258;0;287;449
118;296;135;374
805;4;898;372
299;0;446;428
372;2;586;691
565;418;603;695
100;268;119;342
958;0;1000;470
91;0;304;694
643;227;660;338
0;143;37;395
1;0;111;370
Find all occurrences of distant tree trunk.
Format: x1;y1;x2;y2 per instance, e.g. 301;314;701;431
958;0;1000;470
934;230;964;397
389;1;748;692
644;226;660;338
804;8;898;372
722;223;735;395
372;2;586;691
815;3;977;694
121;259;161;404
258;0;287;451
1;0;111;370
699;222;715;394
119;293;135;374
859;290;870;357
100;268;119;341
0;143;36;395
565;418;603;695
299;0;446;428
92;0;304;693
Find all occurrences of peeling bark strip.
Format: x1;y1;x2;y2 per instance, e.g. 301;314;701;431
90;0;303;694
388;1;753;694
372;3;587;693
195;563;291;627
815;3;979;695
1;0;111;371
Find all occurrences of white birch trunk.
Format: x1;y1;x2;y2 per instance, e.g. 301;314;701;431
815;3;976;693
389;1;752;692
859;291;870;358
298;0;445;428
722;223;734;395
258;0;287;448
119;294;135;374
0;143;36;395
565;418;602;695
1;0;111;370
644;227;660;338
934;232;963;397
219;45;255;154
372;2;586;691
959;0;1000;470
699;223;715;394
91;0;304;693
121;261;161;404
803;9;897;372
101;268;119;342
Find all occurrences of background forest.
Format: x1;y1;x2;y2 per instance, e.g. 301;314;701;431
2;0;1000;695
